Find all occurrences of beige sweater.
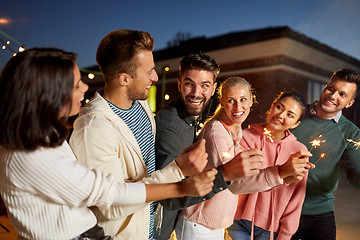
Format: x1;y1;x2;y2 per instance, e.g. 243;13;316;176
70;92;184;240
0;141;146;239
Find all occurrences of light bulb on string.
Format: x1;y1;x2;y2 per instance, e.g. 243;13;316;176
88;73;95;80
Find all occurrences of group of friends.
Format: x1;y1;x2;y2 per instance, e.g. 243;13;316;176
0;29;359;240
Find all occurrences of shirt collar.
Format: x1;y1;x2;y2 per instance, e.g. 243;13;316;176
174;99;200;126
309;101;342;123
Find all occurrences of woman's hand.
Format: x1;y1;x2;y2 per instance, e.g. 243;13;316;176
278;151;313;181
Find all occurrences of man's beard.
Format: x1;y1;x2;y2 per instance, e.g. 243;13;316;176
182;95;209;117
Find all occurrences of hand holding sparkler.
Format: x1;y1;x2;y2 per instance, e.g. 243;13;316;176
222;148;263;181
279;151;314;184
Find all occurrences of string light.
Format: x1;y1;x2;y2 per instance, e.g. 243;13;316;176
0;30;25;55
0;30;100;78
1;39;10;50
87;73;95;79
0;18;10;25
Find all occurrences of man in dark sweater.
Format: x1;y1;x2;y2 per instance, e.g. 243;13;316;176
291;69;360;240
153;53;263;239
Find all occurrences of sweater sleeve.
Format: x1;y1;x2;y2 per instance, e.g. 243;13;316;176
11;143;146;208
228;166;283;194
341;127;360;189
228;127;283;194
69;114;179;219
203;121;236;168
140;161;184;184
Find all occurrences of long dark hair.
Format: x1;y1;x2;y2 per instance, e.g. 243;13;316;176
0;48;76;150
266;91;307;123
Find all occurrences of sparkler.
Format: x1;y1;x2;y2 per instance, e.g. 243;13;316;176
312;144;337;165
314;153;326;164
308;125;328;153
309;134;326;152
221;151;232;160
347;139;360;150
263;128;274;143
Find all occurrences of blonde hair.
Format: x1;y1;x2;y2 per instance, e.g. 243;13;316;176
204;76;254;125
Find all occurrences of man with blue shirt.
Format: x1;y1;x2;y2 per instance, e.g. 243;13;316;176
70;30;214;240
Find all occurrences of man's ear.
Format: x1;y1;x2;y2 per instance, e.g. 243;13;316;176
177;78;181;92
211;82;217;96
344;99;355;109
118;73;130;86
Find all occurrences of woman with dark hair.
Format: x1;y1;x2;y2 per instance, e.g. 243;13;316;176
227;91;314;240
0;48;215;239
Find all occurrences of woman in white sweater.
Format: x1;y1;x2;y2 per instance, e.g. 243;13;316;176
0;48;215;239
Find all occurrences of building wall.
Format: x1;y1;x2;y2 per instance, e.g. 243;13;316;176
154;37;360;127
81;29;360;127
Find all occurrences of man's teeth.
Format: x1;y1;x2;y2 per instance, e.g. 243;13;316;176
189;99;202;105
324;98;336;105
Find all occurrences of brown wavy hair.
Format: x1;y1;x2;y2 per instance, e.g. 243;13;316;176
0;48;76;150
96;29;154;82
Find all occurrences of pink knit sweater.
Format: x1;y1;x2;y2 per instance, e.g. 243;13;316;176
180;120;284;229
233;124;308;240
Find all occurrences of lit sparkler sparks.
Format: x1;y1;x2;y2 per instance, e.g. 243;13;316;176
309;134;326;152
263;128;274;143
347;139;360;150
314;153;326;164
222;151;232;160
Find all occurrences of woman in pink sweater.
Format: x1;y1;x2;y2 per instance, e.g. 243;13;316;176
227;92;313;240
175;77;312;240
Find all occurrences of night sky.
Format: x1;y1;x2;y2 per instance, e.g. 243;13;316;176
1;0;360;70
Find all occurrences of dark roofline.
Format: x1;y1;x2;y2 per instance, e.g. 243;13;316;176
153;26;360;67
